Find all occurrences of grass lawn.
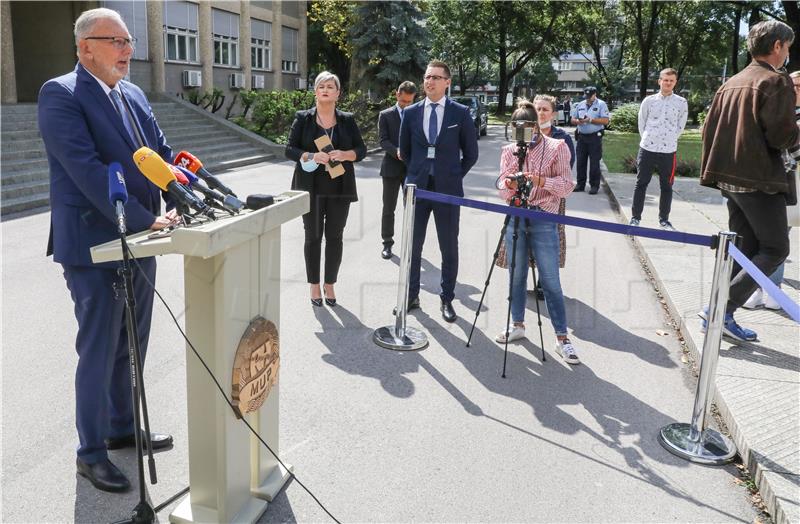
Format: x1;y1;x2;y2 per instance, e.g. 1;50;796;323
603;129;702;175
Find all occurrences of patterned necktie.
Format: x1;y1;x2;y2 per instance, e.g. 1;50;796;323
428;102;438;144
109;90;139;147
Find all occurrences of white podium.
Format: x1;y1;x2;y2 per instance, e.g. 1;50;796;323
91;191;309;523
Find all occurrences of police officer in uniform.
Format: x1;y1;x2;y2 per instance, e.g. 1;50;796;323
571;86;609;194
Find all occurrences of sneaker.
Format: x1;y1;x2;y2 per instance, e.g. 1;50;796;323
742;288;764;310
763;289;782;311
698;307;758;341
556;339;581;364
629;218;640;226
659;219;676;231
496;324;525;343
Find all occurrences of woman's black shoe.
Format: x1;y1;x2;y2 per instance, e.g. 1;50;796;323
311;298;323;307
325;297;337;307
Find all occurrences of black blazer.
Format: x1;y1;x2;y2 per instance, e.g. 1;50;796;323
285;107;366;203
378;106;406;179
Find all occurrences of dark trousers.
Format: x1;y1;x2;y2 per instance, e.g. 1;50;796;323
302;194;351;284
575;132;603;188
723;190;790;314
631;148;676;221
409;191;460;303
62;257;156;464
381;175;404;246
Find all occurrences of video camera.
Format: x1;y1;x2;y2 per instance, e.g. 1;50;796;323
505;119;538;144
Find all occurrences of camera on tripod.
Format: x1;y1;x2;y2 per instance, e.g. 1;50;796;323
505;119;538;144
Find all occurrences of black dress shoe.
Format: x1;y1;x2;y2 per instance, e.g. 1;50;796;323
588;186;599;195
441;301;457;323
324;297;337;307
106;431;174;451
574;185;585;192
392;296;420;315
77;458;131;493
311;298;323;307
381;246;392;259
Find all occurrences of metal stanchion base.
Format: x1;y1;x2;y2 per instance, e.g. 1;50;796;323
372;326;428;351
658;423;737;465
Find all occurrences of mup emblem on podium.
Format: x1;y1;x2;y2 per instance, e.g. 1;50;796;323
232;316;279;419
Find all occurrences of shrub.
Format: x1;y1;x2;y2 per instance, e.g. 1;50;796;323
622;154;638;173
609;102;640;132
674;159;701;177
250;90;316;144
488;102;499;114
697;110;707;129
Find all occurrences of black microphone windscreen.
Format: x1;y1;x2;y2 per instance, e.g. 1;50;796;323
245;194;275;210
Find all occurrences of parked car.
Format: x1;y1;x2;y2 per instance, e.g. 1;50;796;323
454;96;488;139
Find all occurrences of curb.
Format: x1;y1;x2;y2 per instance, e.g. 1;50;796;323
600;165;788;524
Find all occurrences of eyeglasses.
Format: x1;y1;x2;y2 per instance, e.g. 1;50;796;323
424;75;448;81
84;36;137;50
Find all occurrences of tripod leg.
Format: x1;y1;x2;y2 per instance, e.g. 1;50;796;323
467;214;512;347
502;216;521;378
526;218;546;362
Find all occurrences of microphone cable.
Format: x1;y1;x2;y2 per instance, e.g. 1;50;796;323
125;245;341;524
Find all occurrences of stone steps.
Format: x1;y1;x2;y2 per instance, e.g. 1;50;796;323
1;99;276;219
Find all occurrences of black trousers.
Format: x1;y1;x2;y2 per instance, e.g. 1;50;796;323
302;194;351;284
381;175;404;246
575;132;603;188
723;190;789;314
631;148;676;221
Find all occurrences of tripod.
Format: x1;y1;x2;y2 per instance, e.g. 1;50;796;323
467;140;546;377
111;205;158;524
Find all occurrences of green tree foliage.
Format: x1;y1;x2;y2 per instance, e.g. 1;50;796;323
608;102;639;132
348;1;429;96
428;1;488;94
308;0;358;85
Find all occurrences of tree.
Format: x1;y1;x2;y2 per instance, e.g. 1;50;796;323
307;0;358;87
428;1;488;94
348;1;429;96
623;0;666;100
514;56;559;98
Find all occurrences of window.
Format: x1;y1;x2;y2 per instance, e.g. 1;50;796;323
104;0;148;60
213;9;239;67
281;27;298;73
163;1;198;63
251;19;271;70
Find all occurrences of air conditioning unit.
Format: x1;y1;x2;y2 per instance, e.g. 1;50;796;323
293;77;307;90
229;73;245;89
252;74;265;90
182;70;202;88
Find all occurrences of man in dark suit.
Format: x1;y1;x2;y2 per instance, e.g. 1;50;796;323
38;8;176;493
399;60;479;322
378;81;417;259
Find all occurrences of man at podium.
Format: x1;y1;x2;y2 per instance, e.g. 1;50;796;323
38;8;177;493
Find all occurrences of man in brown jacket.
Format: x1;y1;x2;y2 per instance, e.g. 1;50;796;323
700;20;798;341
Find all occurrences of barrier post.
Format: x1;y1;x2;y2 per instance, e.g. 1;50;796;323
373;184;428;351
658;231;737;465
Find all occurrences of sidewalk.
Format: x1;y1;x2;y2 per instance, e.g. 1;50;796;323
603;171;800;524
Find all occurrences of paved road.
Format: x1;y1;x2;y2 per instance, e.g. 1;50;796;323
1;126;760;522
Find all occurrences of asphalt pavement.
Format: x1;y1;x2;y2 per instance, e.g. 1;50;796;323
1;126;768;522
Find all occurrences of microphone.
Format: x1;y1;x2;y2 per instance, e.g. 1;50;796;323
132;147;215;219
174;151;237;197
174;165;244;213
245;194;275;211
107;162;128;234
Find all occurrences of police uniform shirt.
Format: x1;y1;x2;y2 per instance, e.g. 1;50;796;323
572;97;609;135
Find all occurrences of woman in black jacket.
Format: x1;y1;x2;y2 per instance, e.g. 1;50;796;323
285;71;366;306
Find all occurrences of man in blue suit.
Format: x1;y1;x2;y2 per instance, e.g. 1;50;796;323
399;60;479;322
38;8;176;493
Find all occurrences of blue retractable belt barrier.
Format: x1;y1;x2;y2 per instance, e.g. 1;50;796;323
728;244;800;323
415;189;716;248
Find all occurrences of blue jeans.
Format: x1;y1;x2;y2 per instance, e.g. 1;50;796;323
505;216;568;336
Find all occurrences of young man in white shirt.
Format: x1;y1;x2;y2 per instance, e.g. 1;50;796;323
630;68;688;230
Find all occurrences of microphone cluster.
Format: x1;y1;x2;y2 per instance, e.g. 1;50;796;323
107;148;276;228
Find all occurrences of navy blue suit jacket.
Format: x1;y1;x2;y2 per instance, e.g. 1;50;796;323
38;63;172;267
399;98;478;197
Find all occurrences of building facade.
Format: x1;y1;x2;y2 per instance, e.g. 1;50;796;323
1;0;308;104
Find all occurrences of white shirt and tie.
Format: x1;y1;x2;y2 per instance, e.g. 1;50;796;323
423;96;445;144
86;68;141;147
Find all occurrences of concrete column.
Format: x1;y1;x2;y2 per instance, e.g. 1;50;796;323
146;0;165;93
1;0;18;103
298;3;307;87
240;1;251;89
272;1;282;90
198;0;213;92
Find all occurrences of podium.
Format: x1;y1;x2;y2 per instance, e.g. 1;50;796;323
91;191;309;523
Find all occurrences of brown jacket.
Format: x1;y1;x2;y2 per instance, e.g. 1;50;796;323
701;60;798;193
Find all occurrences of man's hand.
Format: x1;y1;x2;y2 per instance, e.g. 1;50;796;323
150;210;180;230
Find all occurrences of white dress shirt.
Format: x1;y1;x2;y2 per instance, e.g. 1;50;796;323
423;96;446;143
84;67;124;108
638;91;688;153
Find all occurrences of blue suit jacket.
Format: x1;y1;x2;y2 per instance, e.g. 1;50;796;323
399;98;479;197
38;64;172;267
